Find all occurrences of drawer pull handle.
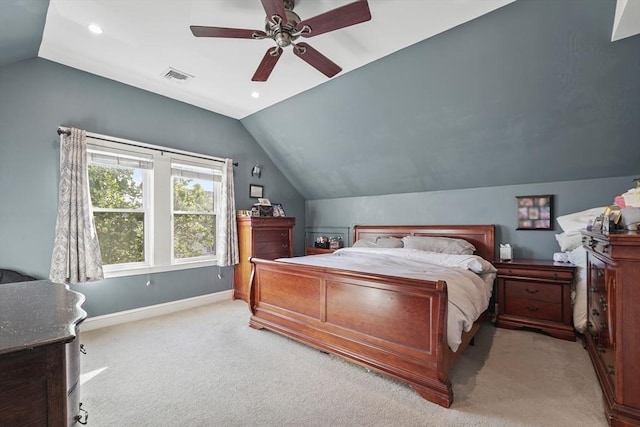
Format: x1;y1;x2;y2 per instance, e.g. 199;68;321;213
553;273;557;279
591;309;599;316
525;288;539;294
74;402;89;425
526;306;539;312
281;232;287;237
282;244;288;248
600;322;607;330
607;365;615;376
79;344;86;354
598;346;606;354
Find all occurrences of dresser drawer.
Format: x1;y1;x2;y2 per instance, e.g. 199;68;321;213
499;267;573;282
582;235;612;258
258;250;291;260
254;229;290;243
255;241;290;256
503;279;560;303
505;297;562;322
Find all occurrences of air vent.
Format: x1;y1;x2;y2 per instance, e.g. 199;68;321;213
160;67;194;84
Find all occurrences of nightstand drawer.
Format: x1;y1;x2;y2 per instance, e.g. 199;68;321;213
503;279;560;303
505;297;562;322
499;267;573;282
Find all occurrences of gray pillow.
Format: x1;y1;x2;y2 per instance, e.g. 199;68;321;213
352;239;378;248
401;236;475;255
375;236;404;248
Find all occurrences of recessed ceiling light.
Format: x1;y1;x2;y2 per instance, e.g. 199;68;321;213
251;91;260;99
88;24;103;34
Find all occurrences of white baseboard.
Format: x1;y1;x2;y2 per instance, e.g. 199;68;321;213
80;290;233;332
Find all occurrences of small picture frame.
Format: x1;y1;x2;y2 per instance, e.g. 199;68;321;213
516;195;554;230
249;184;263;199
272;203;285;217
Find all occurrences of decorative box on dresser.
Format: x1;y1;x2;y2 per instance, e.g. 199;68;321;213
582;229;640;426
495;260;576;341
0;281;87;426
234;216;295;302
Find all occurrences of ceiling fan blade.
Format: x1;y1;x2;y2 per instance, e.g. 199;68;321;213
260;0;287;26
293;42;342;78
190;26;266;39
298;1;371;38
252;47;284;82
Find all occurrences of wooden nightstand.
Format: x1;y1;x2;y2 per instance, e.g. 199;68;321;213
495;259;576;341
305;247;336;255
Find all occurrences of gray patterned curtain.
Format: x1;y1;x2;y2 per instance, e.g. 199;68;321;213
49;128;104;283
216;159;239;267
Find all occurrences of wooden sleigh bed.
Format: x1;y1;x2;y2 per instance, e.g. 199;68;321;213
248;224;495;408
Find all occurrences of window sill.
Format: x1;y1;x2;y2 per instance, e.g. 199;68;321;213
103;259;218;278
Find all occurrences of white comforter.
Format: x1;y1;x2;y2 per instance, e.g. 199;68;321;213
278;247;497;352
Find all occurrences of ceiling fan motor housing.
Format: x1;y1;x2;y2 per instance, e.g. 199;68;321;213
265;9;302;47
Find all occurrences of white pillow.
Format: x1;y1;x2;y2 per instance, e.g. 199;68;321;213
556;207;606;232
555;230;584;252
375;236;404;248
401;235;476;255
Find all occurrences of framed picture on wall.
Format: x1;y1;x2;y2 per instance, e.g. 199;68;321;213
249;184;263;198
516;195;554;230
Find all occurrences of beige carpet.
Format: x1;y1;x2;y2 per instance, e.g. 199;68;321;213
78;299;606;426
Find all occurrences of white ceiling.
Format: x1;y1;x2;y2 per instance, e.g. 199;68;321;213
38;0;517;119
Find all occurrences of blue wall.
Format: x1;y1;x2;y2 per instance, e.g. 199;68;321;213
307;175;637;260
0;58;305;317
242;0;640;200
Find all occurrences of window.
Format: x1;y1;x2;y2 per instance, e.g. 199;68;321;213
171;160;220;261
87;137;222;277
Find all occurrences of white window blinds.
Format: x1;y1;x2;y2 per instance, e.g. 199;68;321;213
171;159;221;182
87;144;153;169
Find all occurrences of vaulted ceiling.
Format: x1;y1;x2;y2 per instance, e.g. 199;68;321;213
1;0;639;200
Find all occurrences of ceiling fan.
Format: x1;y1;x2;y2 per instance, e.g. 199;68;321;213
190;0;372;82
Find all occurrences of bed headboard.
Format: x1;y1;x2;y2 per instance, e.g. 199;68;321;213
353;225;495;261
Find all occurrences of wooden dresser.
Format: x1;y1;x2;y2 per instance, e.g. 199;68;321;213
234;216;295;302
495;260;576;341
582;230;640;426
0;281;87;426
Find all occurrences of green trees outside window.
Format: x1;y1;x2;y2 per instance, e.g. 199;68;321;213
172;177;215;259
89;164;145;265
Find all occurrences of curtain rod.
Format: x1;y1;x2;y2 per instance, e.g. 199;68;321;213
57;127;238;166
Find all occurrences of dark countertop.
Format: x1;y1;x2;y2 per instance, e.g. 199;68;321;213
0;280;86;355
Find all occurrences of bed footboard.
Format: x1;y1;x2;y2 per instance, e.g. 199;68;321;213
248;258;456;407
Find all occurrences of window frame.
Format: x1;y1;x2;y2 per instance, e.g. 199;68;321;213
86;136;223;278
